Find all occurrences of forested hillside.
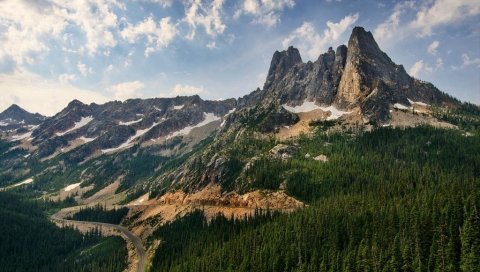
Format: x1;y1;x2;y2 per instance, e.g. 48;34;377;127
68;203;129;224
0;192;127;272
149;126;480;272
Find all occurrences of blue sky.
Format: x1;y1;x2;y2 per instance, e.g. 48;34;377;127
0;0;479;115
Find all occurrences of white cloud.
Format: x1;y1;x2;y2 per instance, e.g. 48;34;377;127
121;16;177;56
0;0;124;66
165;84;205;97
460;53;480;68
409;60;424;77
373;1;415;46
182;0;226;40
108;81;145;101
146;0;173;8
282;13;359;59
235;0;295;27
410;0;480;37
0;69;107;116
106;64;114;72
58;73;78;84
409;60;433;77
427;40;440;55
436;57;444;68
206;41;217;49
77;62;93;76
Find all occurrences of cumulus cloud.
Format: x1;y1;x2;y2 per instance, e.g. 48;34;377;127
58;73;78;84
409;60;424;77
427;40;440;55
375;0;480;45
282;13;359;59
410;0;480;37
121;16;177;56
234;0;295;27
170;84;205;96
0;0;124;67
0;69;108;116
77;62;93;76
409;60;433;77
108;81;145;101
183;0;226;40
146;0;173;8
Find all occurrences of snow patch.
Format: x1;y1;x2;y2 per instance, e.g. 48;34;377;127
318;105;352;121
79;136;96;143
11;178;34;188
0;121;8;126
56;116;93;136
9;131;32;141
173;104;184;110
283;101;351;120
101;120;160;153
226;108;236;115
153;106;162;111
119;118;142;126
282;101;321;113
64;182;81;192
408;99;429;107
166;112;220;139
393;103;410;110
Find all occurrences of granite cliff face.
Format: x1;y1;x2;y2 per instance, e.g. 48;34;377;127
249;26;456;124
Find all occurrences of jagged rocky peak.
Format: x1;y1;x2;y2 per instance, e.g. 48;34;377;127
265;46;303;89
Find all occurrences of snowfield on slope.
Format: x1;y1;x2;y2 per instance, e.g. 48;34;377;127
57;116;93;136
282;101;351;120
166;112;221;139
101;121;161;153
64;182;81;192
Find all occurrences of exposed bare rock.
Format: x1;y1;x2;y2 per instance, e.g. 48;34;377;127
269;144;298;159
313;154;328;162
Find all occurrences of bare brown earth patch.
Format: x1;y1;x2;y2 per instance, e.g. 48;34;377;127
389;108;456;129
125;183;304;240
276;109;330;140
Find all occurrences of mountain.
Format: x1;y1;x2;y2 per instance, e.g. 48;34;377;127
11;96;236;160
0;26;479;272
0;27;474;205
0;104;45;135
0;26;467;192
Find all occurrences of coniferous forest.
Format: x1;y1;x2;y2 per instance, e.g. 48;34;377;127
0;192;127;272
148;126;480;272
68;203;129;224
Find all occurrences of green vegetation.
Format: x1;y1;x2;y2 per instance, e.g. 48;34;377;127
149;126;480;271
68;203;129;224
433;102;480;133
0;191;127;271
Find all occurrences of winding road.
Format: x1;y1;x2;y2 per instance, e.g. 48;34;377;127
51;212;146;272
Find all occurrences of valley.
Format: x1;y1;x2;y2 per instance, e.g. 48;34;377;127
0;25;479;272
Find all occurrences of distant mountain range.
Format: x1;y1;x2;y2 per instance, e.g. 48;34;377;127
0;26;469;195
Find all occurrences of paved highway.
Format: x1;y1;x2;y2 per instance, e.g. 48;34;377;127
51;212;146;272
